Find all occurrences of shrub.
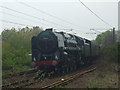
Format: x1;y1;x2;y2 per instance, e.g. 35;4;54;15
2;26;42;71
102;42;119;63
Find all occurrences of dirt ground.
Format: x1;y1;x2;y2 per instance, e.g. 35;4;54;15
65;57;119;88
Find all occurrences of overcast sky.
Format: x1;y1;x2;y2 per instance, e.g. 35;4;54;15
0;0;119;40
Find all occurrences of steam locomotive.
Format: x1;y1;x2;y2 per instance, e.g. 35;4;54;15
30;28;100;73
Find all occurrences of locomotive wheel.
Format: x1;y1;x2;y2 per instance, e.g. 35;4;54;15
55;70;59;76
74;66;77;71
70;66;73;71
65;67;69;73
66;68;69;73
62;70;65;74
56;68;61;75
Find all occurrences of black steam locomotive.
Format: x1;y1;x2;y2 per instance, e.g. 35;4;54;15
30;28;100;73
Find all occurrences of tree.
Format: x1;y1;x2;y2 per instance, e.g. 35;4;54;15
1;26;43;70
95;30;119;46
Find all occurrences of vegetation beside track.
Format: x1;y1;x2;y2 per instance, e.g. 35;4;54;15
2;26;42;73
102;42;119;64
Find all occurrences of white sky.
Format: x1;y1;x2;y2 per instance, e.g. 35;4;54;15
0;0;119;40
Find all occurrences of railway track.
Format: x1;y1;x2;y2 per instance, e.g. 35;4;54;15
2;69;47;88
3;68;38;79
42;67;96;89
2;68;39;87
2;66;96;88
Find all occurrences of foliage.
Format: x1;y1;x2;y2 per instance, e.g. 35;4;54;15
95;30;119;46
116;30;120;42
102;42;119;63
96;30;113;46
2;26;42;71
95;30;119;63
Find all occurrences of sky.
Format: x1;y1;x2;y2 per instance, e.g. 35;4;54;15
0;0;119;40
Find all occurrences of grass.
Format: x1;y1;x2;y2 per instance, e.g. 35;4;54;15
57;86;64;88
86;84;98;89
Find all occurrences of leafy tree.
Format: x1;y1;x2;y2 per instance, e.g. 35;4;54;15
95;30;119;63
116;30;120;42
1;26;42;71
96;30;119;46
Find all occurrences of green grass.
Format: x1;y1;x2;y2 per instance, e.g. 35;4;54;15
86;84;98;89
56;86;64;89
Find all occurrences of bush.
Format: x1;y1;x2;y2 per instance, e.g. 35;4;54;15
2;26;42;71
2;47;31;70
102;42;119;63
